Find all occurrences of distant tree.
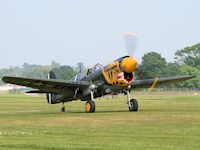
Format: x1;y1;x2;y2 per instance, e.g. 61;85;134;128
164;63;179;77
76;62;84;73
22;63;30;71
32;66;52;78
175;43;200;69
139;52;167;79
52;65;77;80
0;66;23;85
174;43;200;89
134;64;141;80
177;65;200;89
51;61;61;68
20;62;52;78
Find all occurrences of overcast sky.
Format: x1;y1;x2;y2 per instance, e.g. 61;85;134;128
0;0;200;68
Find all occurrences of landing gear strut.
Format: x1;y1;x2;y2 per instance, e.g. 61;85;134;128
61;102;65;112
85;90;96;113
126;90;138;112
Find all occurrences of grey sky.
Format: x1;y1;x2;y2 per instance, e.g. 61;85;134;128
0;0;200;68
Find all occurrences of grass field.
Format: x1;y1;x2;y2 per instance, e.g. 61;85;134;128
0;91;200;150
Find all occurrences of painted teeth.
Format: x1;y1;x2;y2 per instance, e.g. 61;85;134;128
117;72;134;84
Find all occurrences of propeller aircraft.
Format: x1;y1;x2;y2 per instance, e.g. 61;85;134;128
2;33;195;113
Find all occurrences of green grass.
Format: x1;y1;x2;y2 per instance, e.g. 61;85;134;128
0;91;200;150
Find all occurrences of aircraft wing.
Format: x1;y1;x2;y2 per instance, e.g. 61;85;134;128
2;76;91;94
131;75;195;89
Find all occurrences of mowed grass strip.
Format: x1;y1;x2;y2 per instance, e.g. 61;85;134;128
0;92;200;150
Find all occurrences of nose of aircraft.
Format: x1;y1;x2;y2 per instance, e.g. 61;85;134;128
121;57;137;73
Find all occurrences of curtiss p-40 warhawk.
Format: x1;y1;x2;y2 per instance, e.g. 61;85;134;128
2;33;195;113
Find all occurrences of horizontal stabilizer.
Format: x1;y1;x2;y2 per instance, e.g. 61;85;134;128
26;90;46;94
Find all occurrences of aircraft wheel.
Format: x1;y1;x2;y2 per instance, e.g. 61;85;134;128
61;107;65;112
129;99;138;112
85;100;95;113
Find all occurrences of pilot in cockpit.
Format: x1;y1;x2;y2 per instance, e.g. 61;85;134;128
86;68;92;76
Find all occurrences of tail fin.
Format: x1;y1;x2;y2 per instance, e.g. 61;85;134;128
48;71;56;79
46;71;57;104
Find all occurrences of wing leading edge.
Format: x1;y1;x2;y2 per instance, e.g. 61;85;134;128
131;75;195;89
2;75;196;94
2;76;91;94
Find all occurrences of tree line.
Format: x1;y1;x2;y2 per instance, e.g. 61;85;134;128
0;43;200;89
0;61;84;85
138;43;200;89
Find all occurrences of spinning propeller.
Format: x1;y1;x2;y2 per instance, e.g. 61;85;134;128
122;32;140;77
122;32;158;90
123;32;139;57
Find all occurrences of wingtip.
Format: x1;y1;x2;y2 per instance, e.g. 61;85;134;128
2;76;7;82
189;75;196;78
2;76;12;83
180;75;196;79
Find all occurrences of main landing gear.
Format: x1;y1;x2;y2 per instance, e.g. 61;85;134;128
84;89;138;113
126;90;138;112
60;89;137;113
85;90;96;113
61;102;65;112
85;100;95;113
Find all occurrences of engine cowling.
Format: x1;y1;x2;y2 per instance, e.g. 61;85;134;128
102;56;137;86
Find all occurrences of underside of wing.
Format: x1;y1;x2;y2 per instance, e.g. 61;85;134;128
2;76;91;94
132;75;195;89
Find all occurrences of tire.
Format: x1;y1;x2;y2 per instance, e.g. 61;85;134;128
61;107;65;112
129;99;138;112
85;100;95;113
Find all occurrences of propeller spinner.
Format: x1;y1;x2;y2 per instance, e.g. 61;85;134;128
121;57;137;73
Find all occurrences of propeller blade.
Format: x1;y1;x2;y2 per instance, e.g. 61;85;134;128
135;68;141;79
122;32;139;56
148;77;158;92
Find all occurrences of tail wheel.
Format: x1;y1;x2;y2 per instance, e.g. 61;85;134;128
129;99;138;112
85;100;95;113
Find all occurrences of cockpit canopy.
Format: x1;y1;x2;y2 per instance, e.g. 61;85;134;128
75;63;103;81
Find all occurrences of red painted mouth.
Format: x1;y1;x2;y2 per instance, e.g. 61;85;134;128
124;72;134;82
117;72;134;84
